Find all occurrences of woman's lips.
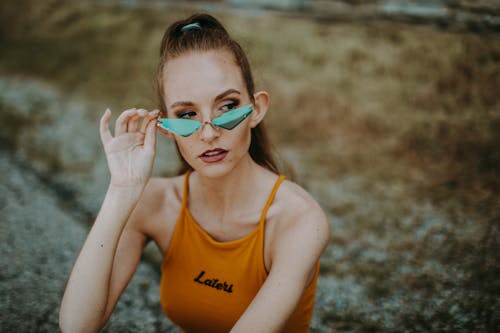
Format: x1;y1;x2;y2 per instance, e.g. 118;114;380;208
199;148;228;163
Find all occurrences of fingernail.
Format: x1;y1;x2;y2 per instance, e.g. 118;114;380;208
105;108;111;114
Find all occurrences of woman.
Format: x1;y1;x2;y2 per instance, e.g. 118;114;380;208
59;13;329;333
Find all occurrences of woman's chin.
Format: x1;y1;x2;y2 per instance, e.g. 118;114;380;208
194;162;234;179
185;150;252;179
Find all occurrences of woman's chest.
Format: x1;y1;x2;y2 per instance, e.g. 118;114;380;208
159;215;270;332
146;198;282;273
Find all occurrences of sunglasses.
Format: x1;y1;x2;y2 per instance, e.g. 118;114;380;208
157;104;253;137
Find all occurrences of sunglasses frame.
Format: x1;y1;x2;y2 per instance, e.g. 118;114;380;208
157;104;253;137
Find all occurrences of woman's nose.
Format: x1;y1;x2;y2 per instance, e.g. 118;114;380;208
199;121;220;142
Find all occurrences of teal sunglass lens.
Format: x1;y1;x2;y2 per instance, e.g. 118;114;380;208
212;104;253;130
157;118;201;137
157;104;253;136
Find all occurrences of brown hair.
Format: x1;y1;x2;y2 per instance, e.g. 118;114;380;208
156;13;280;175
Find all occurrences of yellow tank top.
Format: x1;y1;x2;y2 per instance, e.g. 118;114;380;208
160;172;319;332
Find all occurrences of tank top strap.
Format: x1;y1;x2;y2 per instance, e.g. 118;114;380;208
181;171;191;209
259;175;286;225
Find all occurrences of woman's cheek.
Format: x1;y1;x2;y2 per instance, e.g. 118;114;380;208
177;141;194;162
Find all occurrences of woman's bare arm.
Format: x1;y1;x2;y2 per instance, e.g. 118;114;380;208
231;196;330;333
59;108;158;333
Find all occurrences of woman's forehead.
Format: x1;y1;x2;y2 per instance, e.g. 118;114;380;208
162;50;245;103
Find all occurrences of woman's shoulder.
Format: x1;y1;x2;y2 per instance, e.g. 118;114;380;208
132;174;186;222
127;174;186;240
276;178;324;218
145;175;185;202
269;176;330;241
262;176;330;269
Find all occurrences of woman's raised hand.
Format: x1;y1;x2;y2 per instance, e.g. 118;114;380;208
99;108;159;188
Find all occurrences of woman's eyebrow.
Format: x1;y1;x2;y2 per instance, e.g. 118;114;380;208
169;101;195;109
214;89;241;101
169;89;240;109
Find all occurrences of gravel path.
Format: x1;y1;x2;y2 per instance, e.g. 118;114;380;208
0;151;176;332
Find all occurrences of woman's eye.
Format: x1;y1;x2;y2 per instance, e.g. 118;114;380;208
177;111;196;119
221;101;239;112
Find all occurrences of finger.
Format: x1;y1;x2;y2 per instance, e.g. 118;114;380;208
144;116;158;154
140;109;159;134
115;108;136;136
132;132;146;148
127;110;145;133
99;108;113;144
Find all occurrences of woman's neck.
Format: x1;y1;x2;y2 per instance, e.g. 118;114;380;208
190;154;271;220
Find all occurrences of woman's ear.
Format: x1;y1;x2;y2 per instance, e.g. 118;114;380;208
250;91;270;128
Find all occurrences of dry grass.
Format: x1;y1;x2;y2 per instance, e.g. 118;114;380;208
3;1;498;196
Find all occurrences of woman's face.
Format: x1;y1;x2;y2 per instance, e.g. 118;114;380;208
160;50;254;178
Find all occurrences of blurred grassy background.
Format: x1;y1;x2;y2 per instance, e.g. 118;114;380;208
1;0;499;331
